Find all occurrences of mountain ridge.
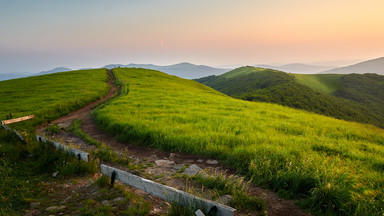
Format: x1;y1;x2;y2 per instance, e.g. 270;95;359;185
320;57;384;74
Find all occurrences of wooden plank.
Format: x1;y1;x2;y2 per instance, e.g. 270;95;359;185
36;135;89;162
100;164;236;216
2;115;35;125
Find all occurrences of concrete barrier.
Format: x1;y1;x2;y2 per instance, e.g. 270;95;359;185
100;164;236;216
1;124;10;131
14;130;26;144
36;135;89;162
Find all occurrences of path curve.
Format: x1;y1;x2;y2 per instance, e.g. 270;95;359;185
38;69;310;216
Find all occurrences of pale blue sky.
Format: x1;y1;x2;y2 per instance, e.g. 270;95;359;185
1;0;383;73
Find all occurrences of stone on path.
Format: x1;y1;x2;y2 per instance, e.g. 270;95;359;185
206;159;218;165
216;195;233;206
45;206;58;212
155;159;175;167
183;164;202;176
113;197;126;202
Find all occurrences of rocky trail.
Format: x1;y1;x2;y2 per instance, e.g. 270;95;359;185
34;70;310;216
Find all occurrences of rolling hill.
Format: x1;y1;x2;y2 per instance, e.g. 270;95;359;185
320;57;384;74
93;68;384;215
0;69;109;122
196;66;384;128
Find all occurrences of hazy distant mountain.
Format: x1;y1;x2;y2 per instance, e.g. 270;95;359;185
103;62;231;79
36;67;72;75
254;63;335;74
0;73;29;81
320;57;384;75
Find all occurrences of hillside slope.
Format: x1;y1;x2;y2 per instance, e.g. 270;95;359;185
0;69;109;123
94;68;384;215
320;57;384;74
196;67;384;128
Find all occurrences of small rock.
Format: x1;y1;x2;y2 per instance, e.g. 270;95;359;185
197;159;204;163
45;206;58;212
52;171;59;177
28;153;34;158
216;195;233;205
169;153;176;160
102;200;110;205
155;159;175;167
206;159;218;165
183;164;202;176
173;164;185;171
113;197;126;202
30;202;40;207
150;208;162;214
57;206;66;211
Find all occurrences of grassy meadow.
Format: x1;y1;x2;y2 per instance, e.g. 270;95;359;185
0;69;109;126
94;68;384;215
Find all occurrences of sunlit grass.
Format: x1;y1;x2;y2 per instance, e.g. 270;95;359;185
294;73;343;95
94;68;384;215
0;69;109;125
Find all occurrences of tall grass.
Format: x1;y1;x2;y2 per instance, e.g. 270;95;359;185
0;69;109;127
94;68;384;215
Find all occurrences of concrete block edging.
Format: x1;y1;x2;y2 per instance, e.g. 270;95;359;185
101;164;236;216
36;135;89;162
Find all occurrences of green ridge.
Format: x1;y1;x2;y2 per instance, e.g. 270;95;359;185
196;66;384;128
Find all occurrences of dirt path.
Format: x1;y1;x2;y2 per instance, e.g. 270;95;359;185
38;70;310;216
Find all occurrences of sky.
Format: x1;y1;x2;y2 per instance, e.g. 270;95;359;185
1;0;384;73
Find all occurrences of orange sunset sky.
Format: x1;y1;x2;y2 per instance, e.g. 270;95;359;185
1;0;383;72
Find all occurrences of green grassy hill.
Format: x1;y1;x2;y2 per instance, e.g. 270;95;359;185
0;69;110;214
94;68;384;215
0;69;110;126
196;67;384;128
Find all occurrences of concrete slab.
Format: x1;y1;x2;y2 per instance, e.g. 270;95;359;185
100;164;236;216
36;135;89;162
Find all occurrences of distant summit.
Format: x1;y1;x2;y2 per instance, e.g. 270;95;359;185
320;57;384;75
36;67;72;75
102;62;231;79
